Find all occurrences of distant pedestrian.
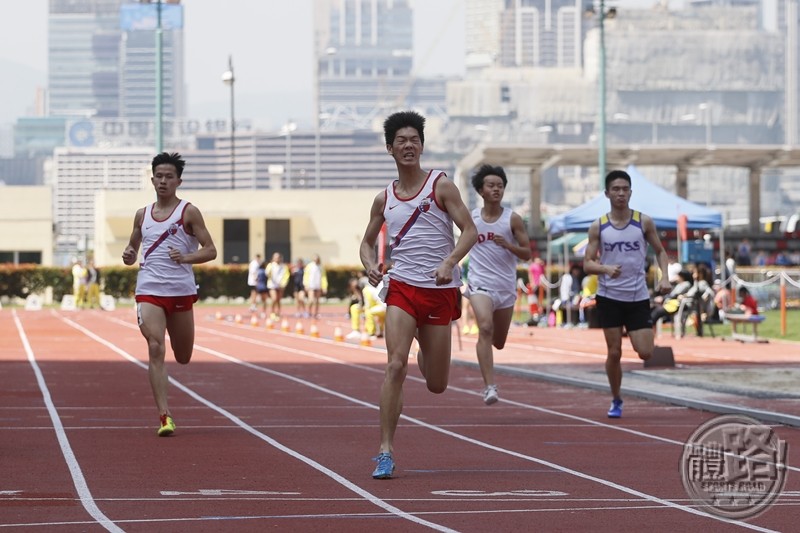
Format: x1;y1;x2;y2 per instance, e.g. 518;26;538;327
303;254;328;319
291;258;307;317
247;254;261;312
266;252;289;320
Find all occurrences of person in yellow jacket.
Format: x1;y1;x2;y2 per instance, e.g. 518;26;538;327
266;252;290;320
303;254;328;319
362;279;387;338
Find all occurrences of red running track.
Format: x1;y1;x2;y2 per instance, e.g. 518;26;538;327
1;306;798;532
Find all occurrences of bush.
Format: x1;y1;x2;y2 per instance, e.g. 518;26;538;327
0;264;369;302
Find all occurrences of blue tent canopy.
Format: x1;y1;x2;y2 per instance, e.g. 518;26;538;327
548;165;722;234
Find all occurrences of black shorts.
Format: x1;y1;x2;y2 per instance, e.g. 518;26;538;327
595;295;653;331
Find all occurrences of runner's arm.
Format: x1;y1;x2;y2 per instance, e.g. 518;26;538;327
360;192;387;287
436;178;478;285
121;208;145;265
173;204;217;264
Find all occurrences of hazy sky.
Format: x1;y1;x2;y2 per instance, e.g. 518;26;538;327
0;0;671;128
0;0;466;128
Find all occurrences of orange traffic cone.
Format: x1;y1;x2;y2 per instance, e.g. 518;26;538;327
360;332;372;347
309;323;320;338
215;311;223;321
250;315;259;326
333;327;344;342
234;314;243;324
294;321;305;335
281;319;290;332
265;318;274;330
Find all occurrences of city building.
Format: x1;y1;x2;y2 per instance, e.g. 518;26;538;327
47;0;185;121
314;0;449;130
52;147;151;265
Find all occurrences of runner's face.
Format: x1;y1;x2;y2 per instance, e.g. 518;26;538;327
480;175;505;203
605;178;631;207
152;164;181;196
387;126;423;167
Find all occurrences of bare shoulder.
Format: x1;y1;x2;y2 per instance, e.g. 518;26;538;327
434;174;458;193
133;207;145;224
639;212;657;231
371;190;386;210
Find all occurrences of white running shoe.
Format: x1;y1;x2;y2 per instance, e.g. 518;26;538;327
345;330;361;340
483;385;499;405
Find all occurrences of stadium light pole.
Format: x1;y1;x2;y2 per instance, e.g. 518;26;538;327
586;1;616;190
155;0;163;153
222;56;235;189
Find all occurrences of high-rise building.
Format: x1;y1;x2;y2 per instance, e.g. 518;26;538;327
47;0;185;122
314;0;447;130
465;0;505;73
48;0;124;118
119;2;185;119
498;0;583;69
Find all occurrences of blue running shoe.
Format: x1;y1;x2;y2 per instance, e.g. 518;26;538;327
372;452;395;479
607;398;623;418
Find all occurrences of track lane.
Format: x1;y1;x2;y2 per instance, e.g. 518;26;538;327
3;308;796;532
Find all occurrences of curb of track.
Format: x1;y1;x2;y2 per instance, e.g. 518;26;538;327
451;358;800;428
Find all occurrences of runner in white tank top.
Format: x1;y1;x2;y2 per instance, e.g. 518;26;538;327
383;170;460;288
135;199;199;297
582;169;672;420
358;111;478;479
122;152;217;438
465;165;531;406
468;206;517;300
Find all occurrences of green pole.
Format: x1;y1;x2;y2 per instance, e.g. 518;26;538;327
155;0;163;153
598;0;607;189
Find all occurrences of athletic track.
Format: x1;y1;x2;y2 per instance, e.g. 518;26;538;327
1;306;798;532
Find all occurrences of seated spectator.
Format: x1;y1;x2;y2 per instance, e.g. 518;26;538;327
578;274;598;327
774;252;791;266
713;281;732;320
650;270;692;324
727;287;758;316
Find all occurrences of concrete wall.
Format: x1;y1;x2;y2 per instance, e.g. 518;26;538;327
0;186;53;265
94;188;381;267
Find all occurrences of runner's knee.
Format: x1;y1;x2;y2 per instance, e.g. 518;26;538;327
385;359;407;382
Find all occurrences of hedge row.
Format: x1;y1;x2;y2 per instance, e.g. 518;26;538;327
0;264;369;301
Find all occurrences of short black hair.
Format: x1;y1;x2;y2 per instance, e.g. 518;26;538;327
151;152;186;178
471;164;507;192
604;169;631;191
383;111;425;146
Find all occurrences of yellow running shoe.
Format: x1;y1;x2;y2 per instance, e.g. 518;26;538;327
462;325;470;335
469;324;479;335
158;414;175;437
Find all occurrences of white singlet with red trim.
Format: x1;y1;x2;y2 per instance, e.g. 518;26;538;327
383;170;460;289
467;207;517;293
135;199;199;296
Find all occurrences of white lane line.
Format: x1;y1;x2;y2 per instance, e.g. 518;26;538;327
193;323;800;469
192;343;779;532
103;316;778;531
57;315;458;533
11;311;124;533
